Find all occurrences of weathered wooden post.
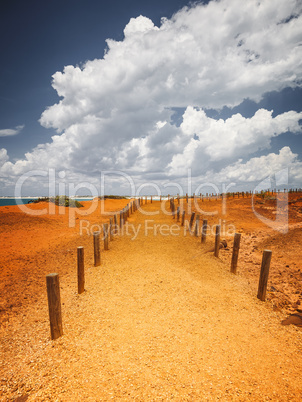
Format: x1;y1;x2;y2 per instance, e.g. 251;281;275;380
181;211;185;226
151;196;153;203
46;273;63;340
119;211;123;228
189;212;195;231
214;225;221;257
109;218;113;241
77;246;85;294
171;201;175;219
257;250;272;301
194;215;200;237
201;219;208;243
186;193;188;203
114;214;118;233
230;233;241;274
93;231;101;266
103;223;109;250
177;206;180;222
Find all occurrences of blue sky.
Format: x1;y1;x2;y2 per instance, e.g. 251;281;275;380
0;0;302;196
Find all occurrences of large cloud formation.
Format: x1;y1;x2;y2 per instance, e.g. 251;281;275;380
1;0;302;194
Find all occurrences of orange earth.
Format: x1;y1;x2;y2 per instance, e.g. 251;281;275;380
0;194;302;400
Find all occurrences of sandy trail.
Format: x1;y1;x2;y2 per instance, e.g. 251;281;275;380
1;201;302;400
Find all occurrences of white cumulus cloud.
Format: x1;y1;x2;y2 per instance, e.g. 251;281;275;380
0;125;24;137
202;146;302;184
1;0;302;193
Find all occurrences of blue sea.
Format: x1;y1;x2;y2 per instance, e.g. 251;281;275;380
0;198;94;207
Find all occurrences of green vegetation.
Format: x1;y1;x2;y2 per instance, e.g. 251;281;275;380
28;196;83;208
99;195;127;200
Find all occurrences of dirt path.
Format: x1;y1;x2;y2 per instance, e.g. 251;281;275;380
1;202;302;400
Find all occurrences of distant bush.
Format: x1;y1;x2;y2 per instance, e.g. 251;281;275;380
28;197;49;204
99;195;127;200
28;196;83;208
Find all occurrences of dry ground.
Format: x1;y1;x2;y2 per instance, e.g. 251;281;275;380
0;196;302;400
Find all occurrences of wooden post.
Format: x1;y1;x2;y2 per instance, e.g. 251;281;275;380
77;247;85;294
186;193;188;203
109;218;113;241
230;233;241;274
46;273;63;340
257;250;272;301
181;211;185;226
214;225;221;257
177;206;180;222
119;211;123;228
194;215;200;237
171;201;175;219
104;223;109;250
151;196;153;203
189;212;195;230
114;214;117;233
93;231;101;266
201;219;208;243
